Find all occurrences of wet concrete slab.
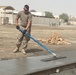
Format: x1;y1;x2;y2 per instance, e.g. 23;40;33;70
0;50;76;75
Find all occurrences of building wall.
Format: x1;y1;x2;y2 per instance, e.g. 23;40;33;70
32;16;60;26
0;6;15;25
0;15;60;26
0;6;60;26
0;13;17;25
0;10;60;26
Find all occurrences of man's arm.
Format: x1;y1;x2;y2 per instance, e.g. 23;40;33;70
25;20;31;30
15;17;20;29
24;14;32;30
16;17;19;26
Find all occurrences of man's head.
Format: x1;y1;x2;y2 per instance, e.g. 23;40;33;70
23;5;29;14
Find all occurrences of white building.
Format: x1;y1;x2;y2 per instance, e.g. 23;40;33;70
31;12;45;17
0;6;16;25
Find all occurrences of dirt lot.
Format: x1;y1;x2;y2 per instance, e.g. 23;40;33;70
0;25;76;60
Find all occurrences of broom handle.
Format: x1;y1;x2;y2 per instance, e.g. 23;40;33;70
18;27;56;56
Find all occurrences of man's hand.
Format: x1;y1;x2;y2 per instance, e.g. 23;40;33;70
23;29;27;34
16;26;20;29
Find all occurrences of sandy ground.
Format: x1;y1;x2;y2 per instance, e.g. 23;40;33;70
0;25;76;60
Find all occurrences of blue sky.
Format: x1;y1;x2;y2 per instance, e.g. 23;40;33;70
0;0;76;17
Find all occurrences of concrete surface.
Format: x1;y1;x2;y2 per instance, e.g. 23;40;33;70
0;50;76;75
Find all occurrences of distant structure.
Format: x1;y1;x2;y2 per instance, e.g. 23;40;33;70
0;6;17;25
31;11;45;17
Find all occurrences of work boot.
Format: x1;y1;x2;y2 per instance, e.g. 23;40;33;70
13;44;20;53
13;47;19;53
21;49;26;55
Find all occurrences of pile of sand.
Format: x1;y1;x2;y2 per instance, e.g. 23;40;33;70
37;32;71;45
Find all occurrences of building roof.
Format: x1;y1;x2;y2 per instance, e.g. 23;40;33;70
0;6;15;10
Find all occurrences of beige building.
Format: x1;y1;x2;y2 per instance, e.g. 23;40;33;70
0;6;17;25
0;6;60;26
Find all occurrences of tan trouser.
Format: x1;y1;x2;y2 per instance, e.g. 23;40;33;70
16;26;31;49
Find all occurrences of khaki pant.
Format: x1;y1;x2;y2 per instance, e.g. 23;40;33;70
16;26;31;49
